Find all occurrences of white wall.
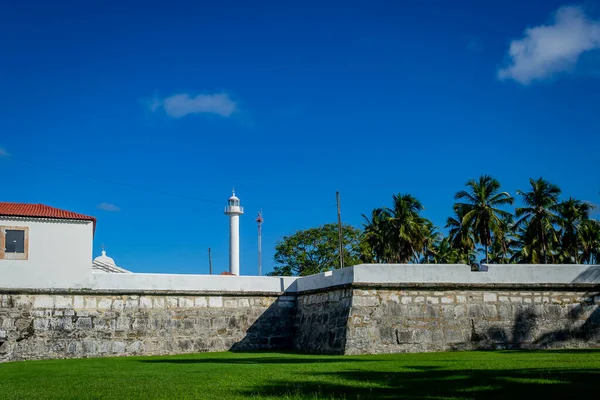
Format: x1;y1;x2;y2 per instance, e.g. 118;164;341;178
0;217;93;288
91;273;298;293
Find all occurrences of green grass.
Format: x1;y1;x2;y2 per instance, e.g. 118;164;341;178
1;350;599;399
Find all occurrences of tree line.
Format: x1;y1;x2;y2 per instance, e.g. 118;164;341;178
269;176;600;276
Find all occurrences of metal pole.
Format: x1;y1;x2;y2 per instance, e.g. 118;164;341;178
258;218;262;276
336;191;344;270
208;247;212;275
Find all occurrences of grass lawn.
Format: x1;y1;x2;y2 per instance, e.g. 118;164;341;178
1;350;599;399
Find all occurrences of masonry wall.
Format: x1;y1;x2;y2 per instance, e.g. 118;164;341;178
345;286;600;354
293;288;352;354
0;292;295;362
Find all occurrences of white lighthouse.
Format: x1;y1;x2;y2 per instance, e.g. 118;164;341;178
224;190;244;275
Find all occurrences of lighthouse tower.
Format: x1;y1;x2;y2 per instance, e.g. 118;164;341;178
224;190;244;275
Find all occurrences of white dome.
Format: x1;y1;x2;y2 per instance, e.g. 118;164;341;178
94;250;116;267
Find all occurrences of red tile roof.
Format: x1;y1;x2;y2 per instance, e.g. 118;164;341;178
219;271;236;276
0;203;96;231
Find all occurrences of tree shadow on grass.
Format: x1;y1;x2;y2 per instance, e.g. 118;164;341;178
140;356;369;365
244;367;600;399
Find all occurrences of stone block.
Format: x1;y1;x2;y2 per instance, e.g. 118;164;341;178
224;299;238;308
112;300;125;311
167;297;179;308
33;296;55;309
456;295;467;303
83;297;97;309
55;296;73;309
139;297;153;309
125;298;139;310
352;296;379;307
33;318;50;331
73;296;84;309
97;298;112;309
414;296;425;303
441;296;454;304
209;297;223;308
180;298;194;308
401;296;413;305
509;297;523;303
194;297;208;307
14;296;32;308
153;297;165;309
75;317;93;330
483;293;497;302
426;297;440;304
116;317;130;332
238;299;251;308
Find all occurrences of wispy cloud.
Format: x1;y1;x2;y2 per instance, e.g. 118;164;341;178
151;92;237;118
97;203;121;212
0;146;8;156
498;5;600;84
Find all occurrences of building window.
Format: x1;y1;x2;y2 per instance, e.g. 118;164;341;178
5;230;25;253
0;226;29;260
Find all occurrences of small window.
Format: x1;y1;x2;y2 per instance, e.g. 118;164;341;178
0;226;29;260
5;230;25;253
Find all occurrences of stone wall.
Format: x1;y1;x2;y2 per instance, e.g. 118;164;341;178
345;286;600;354
0;292;295;362
293;288;352;354
1;283;599;362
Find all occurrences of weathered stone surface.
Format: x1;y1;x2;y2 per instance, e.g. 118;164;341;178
344;288;599;355
293;288;351;354
1;287;598;362
0;293;294;362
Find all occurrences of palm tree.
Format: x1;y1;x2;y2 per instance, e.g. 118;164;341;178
445;204;476;264
556;198;592;263
431;236;462;263
579;219;600;264
454;175;514;263
389;193;432;263
362;208;393;263
515;178;561;264
420;222;441;263
363;194;433;263
489;215;516;264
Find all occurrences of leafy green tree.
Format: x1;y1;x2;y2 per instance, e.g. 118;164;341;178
267;223;365;276
515;178;561;264
454;175;514;263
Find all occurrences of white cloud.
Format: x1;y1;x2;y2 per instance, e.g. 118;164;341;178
152;92;237;118
97;203;121;212
498;6;600;84
0;146;8;156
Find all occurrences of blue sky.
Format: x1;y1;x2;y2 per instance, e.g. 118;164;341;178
1;0;599;274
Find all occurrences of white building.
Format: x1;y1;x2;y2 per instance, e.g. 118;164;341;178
93;249;131;274
0;202;96;287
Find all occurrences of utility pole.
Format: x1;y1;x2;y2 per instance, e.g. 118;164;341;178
208;247;213;275
336;191;344;270
256;211;264;276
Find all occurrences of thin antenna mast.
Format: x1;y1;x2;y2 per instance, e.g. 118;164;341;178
336;191;344;270
256;211;264;276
